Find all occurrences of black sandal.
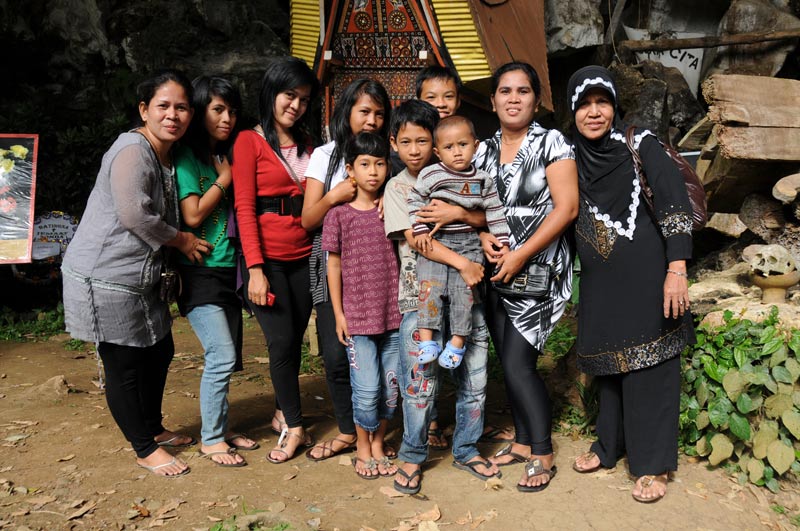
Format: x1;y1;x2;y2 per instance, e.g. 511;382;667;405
517;458;557;492
452;457;502;481
492;444;530;467
394;467;422;494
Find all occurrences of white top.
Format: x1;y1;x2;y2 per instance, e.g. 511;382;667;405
305;140;347;187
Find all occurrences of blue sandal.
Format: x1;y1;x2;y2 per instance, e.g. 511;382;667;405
417;340;441;364
438;341;466;369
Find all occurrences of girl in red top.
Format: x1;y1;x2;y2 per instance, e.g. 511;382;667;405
232;57;319;463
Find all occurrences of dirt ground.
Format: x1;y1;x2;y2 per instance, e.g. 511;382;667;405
1;316;799;531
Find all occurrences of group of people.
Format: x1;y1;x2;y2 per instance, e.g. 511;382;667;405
61;56;695;503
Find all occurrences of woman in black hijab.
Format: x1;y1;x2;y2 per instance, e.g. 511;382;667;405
567;66;695;503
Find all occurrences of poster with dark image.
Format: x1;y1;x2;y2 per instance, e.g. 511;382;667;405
0;134;38;264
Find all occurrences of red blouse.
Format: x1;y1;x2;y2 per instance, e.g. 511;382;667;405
232;130;312;266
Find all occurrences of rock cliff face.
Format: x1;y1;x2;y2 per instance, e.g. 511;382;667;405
0;0;290;214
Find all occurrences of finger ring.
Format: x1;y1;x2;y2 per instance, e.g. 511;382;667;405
679;301;685;306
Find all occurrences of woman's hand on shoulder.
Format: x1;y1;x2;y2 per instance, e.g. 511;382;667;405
328;178;357;205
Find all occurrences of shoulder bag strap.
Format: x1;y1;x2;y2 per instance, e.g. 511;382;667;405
253;126;305;195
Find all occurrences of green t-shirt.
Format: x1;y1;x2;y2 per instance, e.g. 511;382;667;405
173;145;236;267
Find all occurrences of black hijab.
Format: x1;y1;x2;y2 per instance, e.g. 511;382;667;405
567;66;640;233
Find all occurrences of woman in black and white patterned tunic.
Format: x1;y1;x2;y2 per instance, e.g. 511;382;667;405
476;62;578;492
567;66;695;503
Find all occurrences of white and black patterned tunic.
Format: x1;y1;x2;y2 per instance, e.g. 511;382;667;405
475;122;575;350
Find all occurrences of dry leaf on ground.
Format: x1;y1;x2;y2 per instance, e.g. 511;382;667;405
67;500;97;520
380;486;405;498
57;454;75;462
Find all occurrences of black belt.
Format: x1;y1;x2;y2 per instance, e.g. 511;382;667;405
256;195;303;217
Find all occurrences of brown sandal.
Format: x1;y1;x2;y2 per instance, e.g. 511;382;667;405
632;474;667;503
492;444;530;467
305;436;357;462
572;451;602;473
266;428;313;464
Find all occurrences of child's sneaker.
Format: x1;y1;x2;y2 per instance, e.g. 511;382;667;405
417;340;440;363
438;341;466;369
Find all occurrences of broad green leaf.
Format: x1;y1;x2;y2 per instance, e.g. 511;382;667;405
684;368;698;384
708;398;732;428
781;410;800;439
767;440;795;475
762;337;784;356
695;410;710;430
709;433;734;466
765;478;780;493
789;331;800;355
785;358;800;382
777;383;794;396
728;412;751;441
764;376;778;394
765;394;794;419
704;360;724;383
793;391;800;409
696;381;709;407
722;370;745;401
753;423;779;459
745;371;771;386
733;346;749;368
723;309;733;322
747;458;765;483
736;393;753;414
759;326;776;345
769;344;788;367
773;366;794;384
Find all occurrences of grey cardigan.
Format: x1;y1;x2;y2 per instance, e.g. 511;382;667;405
62;132;179;347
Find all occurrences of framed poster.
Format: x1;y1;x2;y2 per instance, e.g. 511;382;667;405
0;134;38;264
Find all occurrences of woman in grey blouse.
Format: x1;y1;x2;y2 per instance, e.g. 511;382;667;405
62;70;211;478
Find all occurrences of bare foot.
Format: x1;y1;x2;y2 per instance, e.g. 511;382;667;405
137;448;189;477
518;453;554;489
632;473;668;502
307;432;356;460
271;410;285;434
225;433;259;450
201;441;245;466
489;442;530;466
427;421;448;450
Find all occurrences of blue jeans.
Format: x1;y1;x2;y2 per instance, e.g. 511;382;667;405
398;305;489;464
187;304;240;445
348;331;400;432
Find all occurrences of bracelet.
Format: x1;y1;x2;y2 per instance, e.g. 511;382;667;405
212;181;226;198
667;269;688;278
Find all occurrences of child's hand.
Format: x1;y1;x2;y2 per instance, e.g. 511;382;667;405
212;155;233;188
413;233;432;254
496;245;510;258
457;259;485;288
479;232;504;263
335;314;349;346
416;199;462;238
329;178;357;205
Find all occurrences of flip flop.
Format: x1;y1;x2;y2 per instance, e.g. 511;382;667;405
377;456;396;477
157;434;197;448
516;458;557;493
393;467;422;494
492;444;529;467
427;427;449;450
478;426;515;444
572;451;601;473
452;458;502;481
305;436;357;462
137;457;190;478
632;474;667;503
225;433;260;451
352;457;379;480
199;447;247;468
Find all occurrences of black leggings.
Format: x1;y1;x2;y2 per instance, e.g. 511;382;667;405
98;333;174;458
486;289;552;454
315;300;356;435
244;258;312;428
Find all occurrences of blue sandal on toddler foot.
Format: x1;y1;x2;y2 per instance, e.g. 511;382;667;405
438;341;466;369
417;340;441;364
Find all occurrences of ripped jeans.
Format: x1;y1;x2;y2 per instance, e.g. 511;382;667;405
347;331;400;432
397;305;489;465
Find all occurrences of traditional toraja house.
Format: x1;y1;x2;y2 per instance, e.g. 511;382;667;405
289;0;552;137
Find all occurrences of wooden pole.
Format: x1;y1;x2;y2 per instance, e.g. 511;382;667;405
619;29;800;53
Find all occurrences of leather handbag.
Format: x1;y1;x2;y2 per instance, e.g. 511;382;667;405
491;262;552;298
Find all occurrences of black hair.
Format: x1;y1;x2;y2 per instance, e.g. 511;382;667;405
389;99;439;138
136;69;193;113
344;132;390;166
414;65;462;98
258;56;319;160
183;76;242;162
326;79;391;183
433;115;476;145
490;61;541;100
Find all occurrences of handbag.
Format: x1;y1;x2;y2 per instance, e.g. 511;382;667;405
158;264;182;303
491;262;553;299
625;127;707;231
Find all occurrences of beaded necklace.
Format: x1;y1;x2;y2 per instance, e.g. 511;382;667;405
198;171;228;248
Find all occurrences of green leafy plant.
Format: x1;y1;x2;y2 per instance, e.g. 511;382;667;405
0;304;66;341
680;306;800;492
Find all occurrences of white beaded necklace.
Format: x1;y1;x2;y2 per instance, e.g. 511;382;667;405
585;130;645;241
